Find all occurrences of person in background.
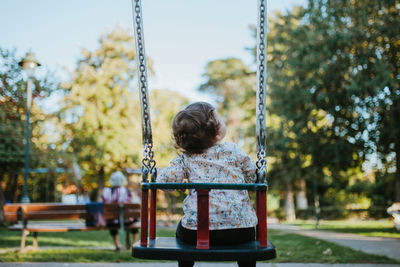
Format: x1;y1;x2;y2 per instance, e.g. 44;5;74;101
102;171;139;250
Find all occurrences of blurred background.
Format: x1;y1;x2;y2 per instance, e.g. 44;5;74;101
0;0;399;225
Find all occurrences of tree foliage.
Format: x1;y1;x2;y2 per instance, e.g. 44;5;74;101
58;26;144;197
58;26;188;198
0;48;55;171
0;47;57;215
0;48;26;171
298;0;399;201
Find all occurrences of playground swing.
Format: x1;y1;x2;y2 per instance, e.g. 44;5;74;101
131;0;276;263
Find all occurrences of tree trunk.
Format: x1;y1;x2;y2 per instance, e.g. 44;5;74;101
6;169;19;203
97;166;105;201
284;181;296;222
296;179;308;210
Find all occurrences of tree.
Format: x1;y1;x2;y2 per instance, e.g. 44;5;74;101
345;0;400;202
59;26;144;200
265;1;400;223
0;48;24;173
301;0;400;201
0;47;55;219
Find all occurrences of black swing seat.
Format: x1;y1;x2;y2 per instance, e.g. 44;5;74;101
132;237;276;261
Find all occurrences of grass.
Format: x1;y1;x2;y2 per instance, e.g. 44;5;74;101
1;249;139;263
286;219;400;238
268;229;396;264
0;229;114;248
0;226;398;264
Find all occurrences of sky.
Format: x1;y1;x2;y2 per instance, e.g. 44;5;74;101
0;0;307;102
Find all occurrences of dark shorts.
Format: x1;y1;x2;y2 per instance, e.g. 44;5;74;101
175;220;255;246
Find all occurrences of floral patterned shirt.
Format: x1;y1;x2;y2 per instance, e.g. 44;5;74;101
156;142;258;230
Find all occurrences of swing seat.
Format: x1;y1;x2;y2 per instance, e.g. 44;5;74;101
133;182;276;262
132;237;276;261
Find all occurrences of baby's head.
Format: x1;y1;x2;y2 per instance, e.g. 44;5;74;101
172;102;226;154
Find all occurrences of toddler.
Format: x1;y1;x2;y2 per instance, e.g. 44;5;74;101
157;102;258;267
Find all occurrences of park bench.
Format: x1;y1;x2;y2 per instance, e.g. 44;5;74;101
3;202;140;252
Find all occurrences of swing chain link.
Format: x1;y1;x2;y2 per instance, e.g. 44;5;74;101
256;0;267;184
132;0;157;182
142;143;157;182
256;149;267;183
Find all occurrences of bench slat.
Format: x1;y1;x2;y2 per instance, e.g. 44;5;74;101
4;203;140;222
8;222;140;232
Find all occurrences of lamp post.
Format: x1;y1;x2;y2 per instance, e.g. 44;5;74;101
19;51;41;203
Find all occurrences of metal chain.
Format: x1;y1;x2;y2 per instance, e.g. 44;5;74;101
132;0;266;183
132;0;156;182
142;144;157;182
256;0;268;183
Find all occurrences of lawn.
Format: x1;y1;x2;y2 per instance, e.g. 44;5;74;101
0;227;397;264
286;219;400;238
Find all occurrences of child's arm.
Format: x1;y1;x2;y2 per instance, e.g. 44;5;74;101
156;156;186;183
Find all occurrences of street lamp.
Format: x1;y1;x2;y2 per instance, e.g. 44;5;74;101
19;51;41;203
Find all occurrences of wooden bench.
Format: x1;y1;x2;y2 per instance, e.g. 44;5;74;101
4;203;140;252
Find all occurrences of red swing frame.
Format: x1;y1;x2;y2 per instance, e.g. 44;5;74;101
139;183;268;249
